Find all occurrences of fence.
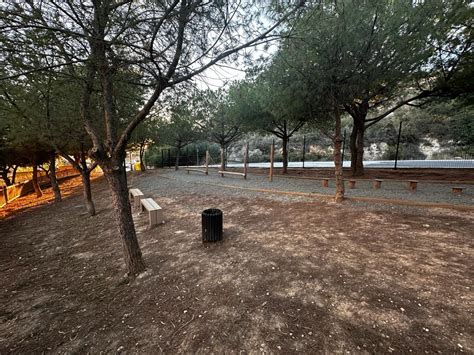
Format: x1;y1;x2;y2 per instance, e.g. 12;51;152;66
233;132;474;169
0;167;79;207
147;135;474;170
150;147;219;169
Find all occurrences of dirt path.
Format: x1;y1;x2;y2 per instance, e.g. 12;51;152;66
0;173;473;353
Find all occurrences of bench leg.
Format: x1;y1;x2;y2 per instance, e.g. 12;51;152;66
149;210;157;227
134;196;141;209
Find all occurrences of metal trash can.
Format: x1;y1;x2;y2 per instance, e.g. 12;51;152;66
202;208;223;242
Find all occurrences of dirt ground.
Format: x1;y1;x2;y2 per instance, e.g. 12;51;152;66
0;172;473;353
238;167;474;183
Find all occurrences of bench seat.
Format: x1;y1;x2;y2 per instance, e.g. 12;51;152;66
186;168;207;175
140;198;164;227
129;188;145;209
218;170;246;179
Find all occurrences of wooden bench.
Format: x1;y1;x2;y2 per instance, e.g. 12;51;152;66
373;179;384;189
321;178;329;188
452;186;464;195
129;188;145;209
218;171;247;179
186;168;208;175
140;198;164;227
348;180;356;189
408;180;419;192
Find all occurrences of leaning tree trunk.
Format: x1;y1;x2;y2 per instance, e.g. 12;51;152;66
103;167;146;276
80;170;96;216
32;165;43;198
355;125;365;176
282;136;289;174
48;154;62;202
334;109;345;203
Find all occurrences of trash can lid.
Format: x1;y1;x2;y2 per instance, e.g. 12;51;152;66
202;208;222;216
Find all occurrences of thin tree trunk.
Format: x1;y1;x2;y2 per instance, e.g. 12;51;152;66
350;124;358;176
175;147;181;170
355;125;365;176
12;165;18;184
282;136;288;174
81;170;96;216
104;167;146;276
139;143;146;171
60;150;97;216
32;165;43;198
220;146;225;171
48;153;62;202
1;168;11;186
334;108;345;203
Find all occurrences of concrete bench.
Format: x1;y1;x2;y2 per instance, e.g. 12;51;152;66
186;168;208;175
140;198;164;227
408;180;419;192
321;178;329;188
348;180;356;189
452;186;465;195
218;171;246;179
373;179;384;189
129;188;145;209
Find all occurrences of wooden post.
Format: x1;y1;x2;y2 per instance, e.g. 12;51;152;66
269;140;275;182
205;150;209;175
394;121;402;170
244;143;249;179
322;178;329;188
373;179;383;189
408;180;418;192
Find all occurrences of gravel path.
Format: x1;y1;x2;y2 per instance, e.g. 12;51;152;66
129;169;473;209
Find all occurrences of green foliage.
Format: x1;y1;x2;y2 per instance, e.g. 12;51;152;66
192;88;247;148
156;98;202;150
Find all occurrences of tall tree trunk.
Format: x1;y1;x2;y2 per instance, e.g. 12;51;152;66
355;125;365;176
334;108;345;203
282;136;288;174
103;167;146;276
350;125;358;176
220;146;225;171
139;143;146;172
48;154;61;202
349;107;368;176
175;147;181;170
1;168;11;186
32;165;43;198
81;170;96;216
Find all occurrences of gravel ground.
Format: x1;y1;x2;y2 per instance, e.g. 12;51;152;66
129;169;473;208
